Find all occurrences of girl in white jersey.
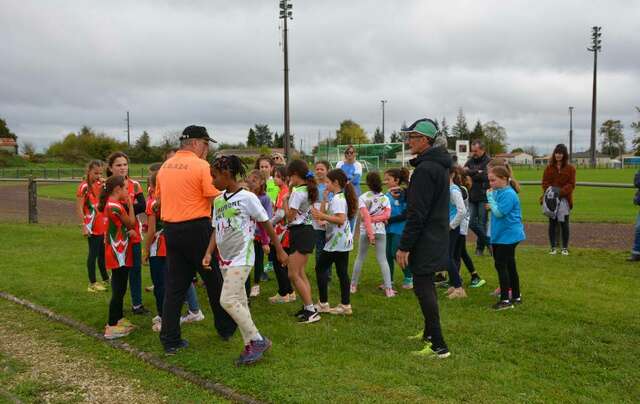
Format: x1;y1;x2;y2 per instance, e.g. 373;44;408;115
202;156;288;366
285;159;321;324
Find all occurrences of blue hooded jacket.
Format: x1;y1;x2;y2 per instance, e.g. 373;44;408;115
487;186;526;245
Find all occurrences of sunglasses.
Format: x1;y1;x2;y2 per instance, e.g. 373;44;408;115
345;151;354;155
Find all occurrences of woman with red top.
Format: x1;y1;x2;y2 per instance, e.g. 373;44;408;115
98;175;137;340
76;160;109;292
107;151;149;315
541;144;576;255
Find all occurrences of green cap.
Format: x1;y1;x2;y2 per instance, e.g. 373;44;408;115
400;118;439;138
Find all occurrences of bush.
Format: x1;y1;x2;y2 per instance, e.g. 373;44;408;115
0;151;28;167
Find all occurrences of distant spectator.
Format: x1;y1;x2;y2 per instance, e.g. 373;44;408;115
628;169;640;261
336;145;363;231
464;140;491;256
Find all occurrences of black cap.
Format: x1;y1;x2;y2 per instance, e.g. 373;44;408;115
180;125;217;143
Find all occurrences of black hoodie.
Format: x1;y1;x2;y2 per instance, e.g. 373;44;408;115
463;153;491;202
399;146;452;275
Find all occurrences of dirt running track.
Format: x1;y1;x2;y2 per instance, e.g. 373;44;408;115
0;185;634;250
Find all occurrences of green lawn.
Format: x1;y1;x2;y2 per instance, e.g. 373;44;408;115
513;167;635;183
0;223;638;403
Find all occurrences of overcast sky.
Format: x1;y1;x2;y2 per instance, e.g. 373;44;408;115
1;0;639;154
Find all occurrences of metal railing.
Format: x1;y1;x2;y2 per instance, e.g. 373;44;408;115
0;167;148;180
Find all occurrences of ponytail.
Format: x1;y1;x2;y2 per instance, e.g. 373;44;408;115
98;175;126;212
327;169;357;219
287;159;318;203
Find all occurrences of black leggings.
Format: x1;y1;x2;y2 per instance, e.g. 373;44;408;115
253;240;265;285
315;250;350;305
549;217;570;249
492;243;520;301
87;235;109;284
272;247;293;296
459;236;477;275
447;229;463;288
413;273;447;349
108;267;130;326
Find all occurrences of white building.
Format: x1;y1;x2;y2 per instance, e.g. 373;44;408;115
494;152;534;165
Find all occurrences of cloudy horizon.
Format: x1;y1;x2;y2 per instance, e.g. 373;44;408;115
1;0;639;155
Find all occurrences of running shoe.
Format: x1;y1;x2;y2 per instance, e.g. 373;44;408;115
132;305;150;315
447;288;467;299
385;288;397;298
298;309;321;324
470;278;486;288
250;285;261;297
402;277;413;289
315;302;331;313
549;249;558;255
329;304;352;315
180;310;205;324
293;307;306;318
144;285;154;292
116;318;135;330
493;300;514;311
288;292;297;302
269;294;290;304
561;248;569;256
104;324;132;340
235;338;271;366
87;282;106;292
412;344;450;359
164;339;189;355
512;297;522;305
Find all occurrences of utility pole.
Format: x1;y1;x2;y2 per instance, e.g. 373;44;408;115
126;111;131;147
588;26;602;168
569;106;574;163
279;0;293;162
381;100;387;143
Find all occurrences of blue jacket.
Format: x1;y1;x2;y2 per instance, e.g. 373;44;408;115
487;186;526;245
386;189;407;235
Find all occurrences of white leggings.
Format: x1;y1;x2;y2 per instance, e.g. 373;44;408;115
219;265;259;345
351;233;392;289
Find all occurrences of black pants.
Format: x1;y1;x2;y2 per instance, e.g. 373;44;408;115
492;243;521;301
413;273;447;349
549;217;570;249
108;267;130;326
160;218;237;348
149;256;166;316
87;235;109;284
447;228;463;288
459;236;477;275
272;247;293;296
315;250;350;305
253;240;264;285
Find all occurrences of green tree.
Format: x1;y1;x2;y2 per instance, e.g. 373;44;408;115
630;107;640;156
440;117;449;138
22;142;37;161
0;118;17;140
511;147;524;153
471;120;484;141
373;127;384;143
129;131;154;162
452;108;470;140
481;121;507;155
599;119;625;158
273;132;281;148
46;126;126;163
247;128;257;147
390;131;401;143
254;124;273;147
335;120;369;145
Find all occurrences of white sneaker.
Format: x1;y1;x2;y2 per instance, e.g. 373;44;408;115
250;285;261;297
561;248;569;256
180;310;205;324
329;304;352;315
315;302;331;313
152;315;161;324
549;249;558;255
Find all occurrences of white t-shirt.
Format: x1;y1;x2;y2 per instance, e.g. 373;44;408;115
358;191;390;234
324;193;353;252
213;189;269;268
288;185;313;226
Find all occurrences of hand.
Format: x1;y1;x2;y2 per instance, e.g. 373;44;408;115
143;250;149;264
81;226;89;237
276;247;289;267
368;234;376;245
311;207;323;221
202;253;212;270
318;220;327;226
127;229;137;238
396;250;410;269
262;244;271;255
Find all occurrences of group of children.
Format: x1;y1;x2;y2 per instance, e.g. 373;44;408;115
76;149;525;364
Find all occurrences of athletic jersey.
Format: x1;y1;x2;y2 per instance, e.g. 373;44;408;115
213;189;269;268
358;191;390;235
104;198;133;270
324;192;353;252
145;197;166;257
266;177;279;205
288;185;313;226
76;180;106;235
273;185;290;247
126;179;144;244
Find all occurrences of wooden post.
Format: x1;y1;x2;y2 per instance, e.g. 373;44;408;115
28;176;38;224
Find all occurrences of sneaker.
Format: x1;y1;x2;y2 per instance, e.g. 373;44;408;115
87;283;106;292
402;277;414;289
252;337;272;355
298;309;321;324
407;330;424;340
145;285;154;292
561;248;569;256
549;248;558;255
101;279;110;287
132;305;150;315
446;287;455;295
512;297;522;305
152;320;162;332
470;278;486;288
315;302;331;313
493;300;514;311
104;324;132;340
412;344;450;359
164;339;189;356
627;254;640;262
269;294;290;304
116;318;135;331
180;310;205;324
350;284;358;294
329;304;352;315
152;315;161;323
288;292;297;302
447;288;467;299
385;288;397;298
293;307;306;318
235;342;266;366
250;285;261;297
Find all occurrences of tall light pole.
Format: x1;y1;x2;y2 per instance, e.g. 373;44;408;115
588;26;602;168
381;100;387;143
569;106;574;162
126;111;131;147
279;0;293;161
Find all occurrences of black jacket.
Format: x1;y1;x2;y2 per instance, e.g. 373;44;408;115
398;146;452;275
464;153;491;202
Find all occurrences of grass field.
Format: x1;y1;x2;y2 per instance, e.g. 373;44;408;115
32;167;638;223
0;222;638;403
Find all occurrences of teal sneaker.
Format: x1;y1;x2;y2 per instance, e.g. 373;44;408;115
470;278;486;288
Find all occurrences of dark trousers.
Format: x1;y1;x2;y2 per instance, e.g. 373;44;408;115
447;228;463;288
87;235;108;283
160;218;237;348
149;256;166;316
413;273;447;349
315;250;350;305
129;243;142;307
253;240;264;285
469;201;490;251
272;247;293;296
549;217;570;249
459;236;477;275
108;267;130;326
492;243;521;301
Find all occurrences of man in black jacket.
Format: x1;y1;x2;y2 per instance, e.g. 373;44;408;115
396;118;451;359
464;140;491;255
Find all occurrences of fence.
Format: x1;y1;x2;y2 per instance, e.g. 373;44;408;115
0;167;149;180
